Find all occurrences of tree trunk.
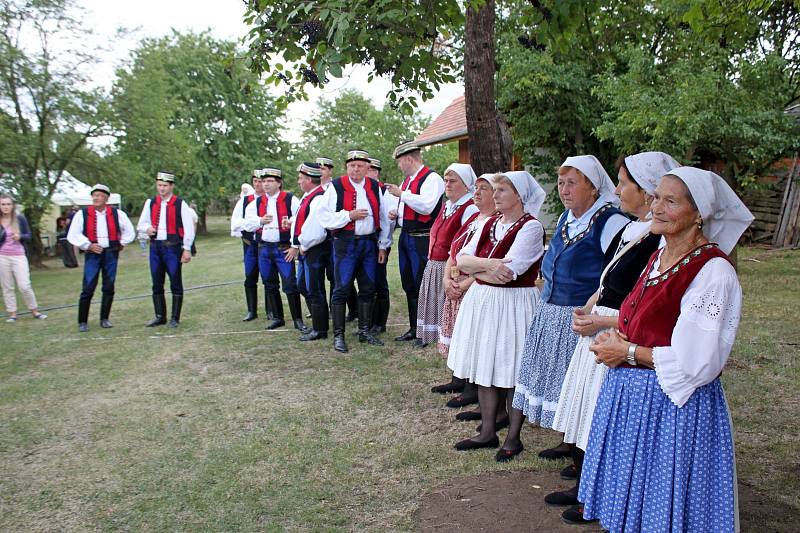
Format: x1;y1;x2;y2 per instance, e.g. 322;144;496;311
464;0;511;175
198;210;208;235
23;207;47;268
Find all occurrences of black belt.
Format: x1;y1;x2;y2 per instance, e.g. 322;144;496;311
402;230;430;237
334;231;377;241
152;240;181;247
258;241;291;250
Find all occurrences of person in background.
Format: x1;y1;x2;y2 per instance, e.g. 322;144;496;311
0;194;47;322
137;171;196;328
67;184;136;332
366;157;391;335
231;177;261;321
187;201;199;257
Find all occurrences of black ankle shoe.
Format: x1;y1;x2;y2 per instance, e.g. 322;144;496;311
100;319;113;329
495;443;524;463
561;505;598;525
475;418;509;433
293;319;310;334
266;319;285;330
431;379;466;394
168;319;179;328
454;410;482;421
146;316;166;327
394;329;416;342
561;463;577;480
299;329;327;341
358;331;384;346
446;394;478;408
333;334;348;353
538;444;572;460
454;435;499;451
78;323;89;333
544;486;579;506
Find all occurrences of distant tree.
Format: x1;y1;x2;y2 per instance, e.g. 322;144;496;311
110;32;290;232
0;0;111;264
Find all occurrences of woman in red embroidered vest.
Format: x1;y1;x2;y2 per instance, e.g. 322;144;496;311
447;171;547;451
415;163;479;348
432;175;496;403
67;184;135;332
579;167;753;532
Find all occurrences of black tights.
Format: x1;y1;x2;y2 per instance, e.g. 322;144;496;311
475;386;512;442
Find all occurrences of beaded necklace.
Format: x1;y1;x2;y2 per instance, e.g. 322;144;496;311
560;203;613;246
486;213;532;258
644;243;717;287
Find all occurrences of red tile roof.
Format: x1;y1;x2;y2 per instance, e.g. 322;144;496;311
415;95;467;147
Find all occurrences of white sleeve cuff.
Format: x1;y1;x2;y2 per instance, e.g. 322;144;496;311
653;346;702;408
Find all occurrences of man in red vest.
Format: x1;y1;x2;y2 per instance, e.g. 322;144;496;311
243;168;307;332
231;168;266;322
292;162;330;341
318;150;391;353
137;171;196;328
67;184;135;332
385;141;444;342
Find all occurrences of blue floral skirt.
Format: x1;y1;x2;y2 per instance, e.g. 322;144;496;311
579;368;738;532
512;302;579;428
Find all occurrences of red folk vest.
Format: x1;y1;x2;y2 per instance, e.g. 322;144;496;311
332;176;381;234
474;214;541;288
400;166;442;230
257;191;293;243
293;186;325;245
83;206;120;246
150;195;184;242
618;244;730;349
428;201;474;261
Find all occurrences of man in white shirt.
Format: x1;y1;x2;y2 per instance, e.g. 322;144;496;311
67;184;135;332
136;171;196;328
292;162;330;341
318;150;391;353
385;140;445;342
316;156;342;314
243;168;307;333
230;169;266;322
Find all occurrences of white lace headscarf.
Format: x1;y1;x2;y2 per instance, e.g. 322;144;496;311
624;152;680;195
501;171;547;217
560;155;619;207
445;163;478;192
240;183;255;199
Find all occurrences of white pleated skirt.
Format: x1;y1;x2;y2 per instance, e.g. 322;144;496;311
447;283;539;388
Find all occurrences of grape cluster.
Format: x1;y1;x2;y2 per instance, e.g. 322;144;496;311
300;19;325;46
301;67;328;86
517;35;546;52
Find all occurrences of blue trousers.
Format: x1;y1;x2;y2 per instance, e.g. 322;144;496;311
398;231;429;298
80;248;119;304
297;240;332;306
150;241;183;295
331;236;377;305
242;239;260;288
375;248;390;299
258;242;298;295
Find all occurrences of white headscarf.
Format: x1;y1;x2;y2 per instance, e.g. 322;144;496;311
502;171;547;217
560;155;619;207
624;152;680;195
444;163;477;192
240;183;255;198
666;167;754;255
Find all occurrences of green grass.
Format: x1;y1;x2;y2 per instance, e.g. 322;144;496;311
1;217;798;531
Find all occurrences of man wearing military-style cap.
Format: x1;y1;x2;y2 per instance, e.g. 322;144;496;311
67;184;136;332
243;167;308;333
137;172;197;328
316;157;334;189
317;150;391;353
291;162;331;341
231;168;267;322
366;157;391;335
385;141;444;342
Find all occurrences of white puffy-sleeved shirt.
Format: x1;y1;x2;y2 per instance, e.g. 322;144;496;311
457;217;546;280
136;196;197;252
396;164;445;228
67;207;136;250
317;177;391;249
650;254;743;407
444;192;480;226
565;197;630;253
242;192;301;243
291;186;328;251
230;196;248;237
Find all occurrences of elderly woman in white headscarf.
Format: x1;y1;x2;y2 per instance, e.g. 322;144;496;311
499;155;630;462
543;152;680;517
447;171;547;451
415;163;479;347
577;167;753;532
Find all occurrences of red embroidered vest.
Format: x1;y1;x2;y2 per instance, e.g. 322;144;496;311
474;214;541;288
400;166;442;231
83;206;120;246
331;176;381;234
257;191;293;243
293;186;325;245
618;244;730;348
428;201;474;261
150;195;184;242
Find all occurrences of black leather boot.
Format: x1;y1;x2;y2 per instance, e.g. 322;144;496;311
265;292;285;330
299;303;328;341
100;293;114;328
146;294;167;327
370;294;390;334
168;294;183;328
287;293;309;333
78;298;91;332
242;286;258;321
394;296;418;341
357;301;384;346
345;286;358;322
332;304;348;353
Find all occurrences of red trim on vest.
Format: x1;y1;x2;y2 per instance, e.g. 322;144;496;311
428;202;473;261
151;196;184;238
401;166;434;222
85;206;119;243
294;186;325;238
618;244;730;348
474;214;541;288
340;176;380;232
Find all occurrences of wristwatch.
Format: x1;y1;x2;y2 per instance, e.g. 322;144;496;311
626;342;638;366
